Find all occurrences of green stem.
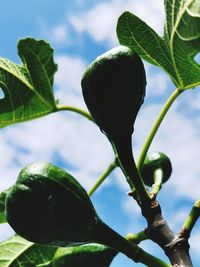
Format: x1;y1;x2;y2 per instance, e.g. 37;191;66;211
137;88;183;171
137;249;173;267
151;169;163;197
88;161;117;196
56;104;93;121
180;199;200;238
112;134;151;206
126;230;148;244
97;222;172;267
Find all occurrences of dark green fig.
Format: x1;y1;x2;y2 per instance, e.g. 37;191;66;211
81;46;146;139
141;151;172;187
81;46;148;204
5;162;100;246
52;243;117;267
5;162;142;263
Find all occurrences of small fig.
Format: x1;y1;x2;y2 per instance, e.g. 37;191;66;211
141;151;172;187
52;243;117;267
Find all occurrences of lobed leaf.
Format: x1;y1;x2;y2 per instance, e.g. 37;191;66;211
0;38;58;128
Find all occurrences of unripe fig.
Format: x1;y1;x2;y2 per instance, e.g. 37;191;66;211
5;162;99;246
81;46;146;139
52;243;117;267
5;162;141;263
141;151;172;187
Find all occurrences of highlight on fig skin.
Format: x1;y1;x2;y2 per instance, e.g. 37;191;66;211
140;151;172;187
81;45;146;139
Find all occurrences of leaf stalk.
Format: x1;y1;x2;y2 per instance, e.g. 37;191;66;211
179;199;200;239
56;105;93;121
137;88;183;171
88;162;117;196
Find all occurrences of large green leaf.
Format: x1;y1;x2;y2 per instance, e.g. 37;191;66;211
117;0;200;90
0;235;57;267
0;38;58;127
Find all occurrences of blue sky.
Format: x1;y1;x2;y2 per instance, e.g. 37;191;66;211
0;1;200;266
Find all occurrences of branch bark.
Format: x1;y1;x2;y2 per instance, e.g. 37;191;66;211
142;200;193;267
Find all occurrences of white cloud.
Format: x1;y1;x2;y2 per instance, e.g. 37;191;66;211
3;112;114;191
0;224;15;242
75;0;85;6
186;89;200;111
167;208;189;231
38;20;71;47
70;2;119;45
55;55;88;108
55;55;86;92
190;229;200;255
69;0;165;46
144;63;170;97
0;134;22;191
51;25;69;44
